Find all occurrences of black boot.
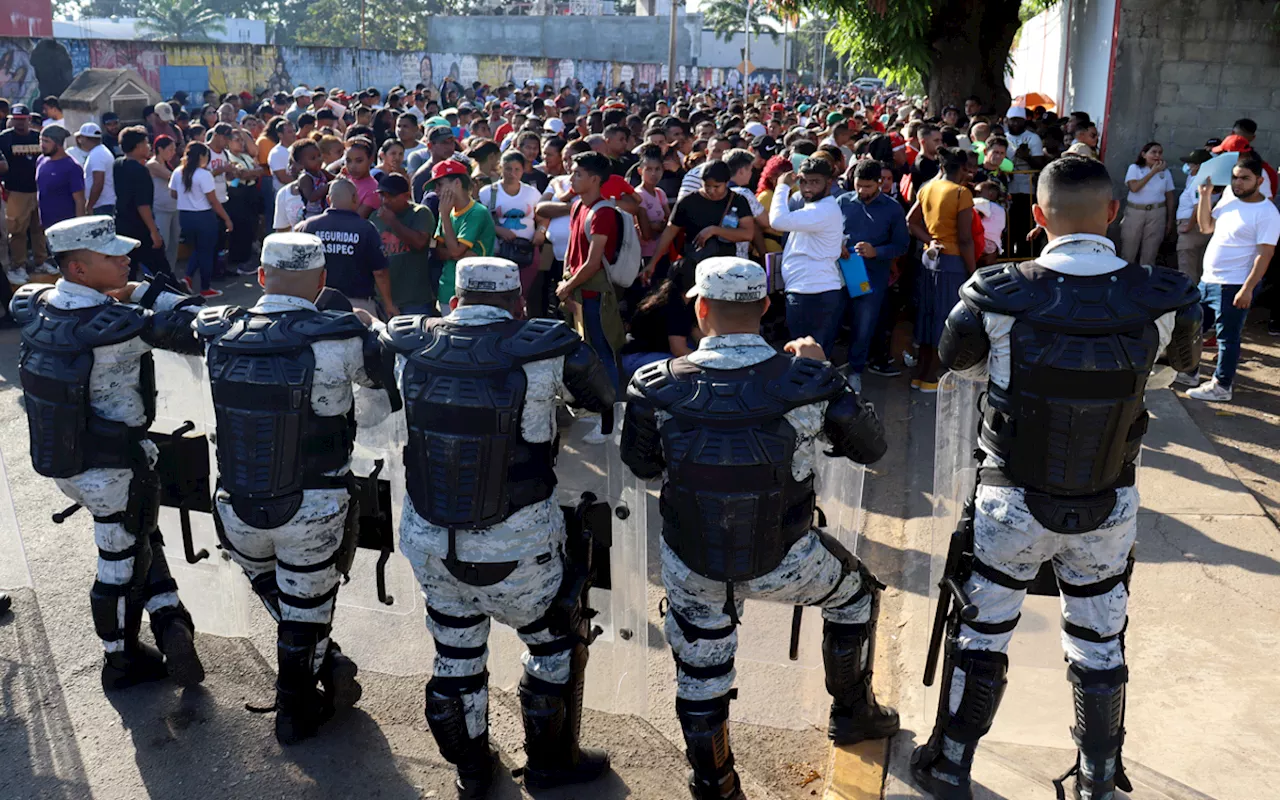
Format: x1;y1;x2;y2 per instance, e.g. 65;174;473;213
676;694;744;800
274;623;330;745
95;560;167;691
425;680;499;800
1054;665;1132;800
150;604;205;688
908;649;1008;800
518;650;610;791
0;591;11;616
101;642;169;691
823;617;900;745
319;640;362;712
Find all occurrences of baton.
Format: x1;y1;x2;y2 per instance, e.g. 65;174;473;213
788;605;803;661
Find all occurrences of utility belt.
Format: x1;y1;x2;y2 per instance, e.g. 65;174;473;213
977;462;1135;535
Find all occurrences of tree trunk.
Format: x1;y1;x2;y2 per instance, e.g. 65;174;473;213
924;0;1023;117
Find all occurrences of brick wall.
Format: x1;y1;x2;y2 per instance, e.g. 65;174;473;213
1105;0;1280;194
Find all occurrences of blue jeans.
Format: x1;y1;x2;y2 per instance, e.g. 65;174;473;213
785;289;847;355
399;302;439;317
1200;282;1251;388
621;351;669;384
93;204;115;217
581;296;620;392
844;264;892;374
260;178;275;231
180;209;219;291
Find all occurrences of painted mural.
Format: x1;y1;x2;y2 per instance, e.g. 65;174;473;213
0;35;776;111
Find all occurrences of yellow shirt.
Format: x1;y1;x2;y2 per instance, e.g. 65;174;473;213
919;179;974;256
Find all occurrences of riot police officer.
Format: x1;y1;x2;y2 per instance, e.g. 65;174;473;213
910;156;1202;800
10;216;207;690
620;257;898;800
381;258;617;798
194;232;391;745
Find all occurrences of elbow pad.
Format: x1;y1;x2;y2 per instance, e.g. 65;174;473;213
1165;302;1203;375
142;308;203;355
363;331;403;411
938;301;989;371
563;342;617;413
620;397;665;479
823;391;888;466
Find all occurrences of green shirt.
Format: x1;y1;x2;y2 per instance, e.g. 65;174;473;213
435;199;496;303
373;202;436;309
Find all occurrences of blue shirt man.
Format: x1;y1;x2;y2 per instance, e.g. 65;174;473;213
836;161;910;383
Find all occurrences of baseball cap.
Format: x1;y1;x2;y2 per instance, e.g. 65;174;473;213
46;215;139;256
742;121;767;138
41;124;70;144
771;103;786;113
425;159;470;190
1006;106;1028;119
684;257;768;302
292;86;310;98
826;111;845;125
1213;134;1252;154
543;117;566;134
155;102;174;121
456;257;521;293
101;111;119;124
427;125;456;144
376;173;411;195
425;115;452;130
889;132;907;151
601;174;637;200
9;104;30;117
750;134;778;157
77;122;102;138
261;232;326;271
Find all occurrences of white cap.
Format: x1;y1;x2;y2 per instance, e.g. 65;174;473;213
742;121;767;138
684;257;768;302
77;122;102;138
1006;106;1028;119
261;232;326;271
543;117;565;134
456;257;521;293
292;86;310;98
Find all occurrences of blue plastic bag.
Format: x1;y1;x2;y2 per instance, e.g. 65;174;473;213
838;253;872;298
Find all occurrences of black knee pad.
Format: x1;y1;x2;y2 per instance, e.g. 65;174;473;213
425;674;490;766
277;620;329;691
944;649;1009;743
249;571;282;621
822;619;872;706
89;580;130;643
675;693;735;777
1067;664;1127;757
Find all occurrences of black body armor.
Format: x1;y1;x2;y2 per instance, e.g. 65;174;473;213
11;285;167;478
627;354;847;582
196;306;369;528
382;315;582;530
950;262;1199;498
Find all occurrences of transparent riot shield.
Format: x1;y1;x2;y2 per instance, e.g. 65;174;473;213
0;448;32;593
150;350;253;637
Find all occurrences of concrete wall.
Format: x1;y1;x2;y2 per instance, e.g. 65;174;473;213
1105;0;1280;193
426;13;702;64
700;29;787;71
1009;0;1117;139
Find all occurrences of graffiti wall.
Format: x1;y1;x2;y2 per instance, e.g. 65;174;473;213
0;35;766;111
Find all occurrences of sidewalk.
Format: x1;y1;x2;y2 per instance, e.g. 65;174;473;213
877;387;1279;800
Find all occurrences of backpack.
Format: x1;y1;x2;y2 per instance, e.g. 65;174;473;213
585;198;644;288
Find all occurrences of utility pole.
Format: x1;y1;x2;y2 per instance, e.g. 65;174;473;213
668;0;679;101
360;0;367;48
744;0;751;92
819;27;827;86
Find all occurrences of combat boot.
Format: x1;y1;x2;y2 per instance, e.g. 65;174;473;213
425;682;500;800
274;623;331;745
101;642;170;691
150;604;206;688
1054;665;1132;800
822;615;900;745
518;669;610;790
676;694;743;800
318;640;362;712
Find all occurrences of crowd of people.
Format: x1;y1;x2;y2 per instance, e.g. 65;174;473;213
0;78;1276;405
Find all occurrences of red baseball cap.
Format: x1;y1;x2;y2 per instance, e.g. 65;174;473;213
1213;134;1252;154
425;159;470;190
889;132;907;150
771;103;786;113
601;175;637;200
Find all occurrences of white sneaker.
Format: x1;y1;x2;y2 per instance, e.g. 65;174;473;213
849;373;863;394
35;261;60;275
1186;379;1232;402
6;267;29;284
581;417;610;445
1174;371;1200;387
902;349;919;368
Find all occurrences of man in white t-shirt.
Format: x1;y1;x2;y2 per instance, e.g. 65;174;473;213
1004;107;1046;257
208;123;234;206
1186;155;1280;402
80;123;116;215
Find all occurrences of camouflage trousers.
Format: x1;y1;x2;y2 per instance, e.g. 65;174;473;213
53;442;185;654
403;505;571;739
661;529;874;702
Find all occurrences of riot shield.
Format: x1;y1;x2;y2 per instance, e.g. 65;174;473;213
150;350;254;637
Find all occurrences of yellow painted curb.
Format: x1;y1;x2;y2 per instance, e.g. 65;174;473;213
824;739;888;800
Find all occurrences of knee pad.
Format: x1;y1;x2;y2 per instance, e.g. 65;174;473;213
249;571;282;622
944;649;1009;744
425;676;488;765
1067;664;1127;758
277;620;329;690
822;619;872;706
89;580;130;643
675;693;736;781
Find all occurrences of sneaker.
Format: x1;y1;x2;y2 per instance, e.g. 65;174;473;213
1186;379;1232;402
199;288;223;298
848;373;863;394
236;263;259;276
1269;319;1280;336
1203;335;1218;350
36;260;60;275
866;362;902;377
581;417;609;445
1174;371;1201;387
902;350;919;368
916;381;939;394
910;378;921;390
6;267;29;284
179;276;194;293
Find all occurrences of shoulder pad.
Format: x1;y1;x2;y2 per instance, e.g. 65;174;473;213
194;305;242;340
504;318;581;362
380;314;437;354
9;283;53;325
627;357;691;410
293;309;369;341
766;355;846;409
960;262;1049;315
79;302;148;347
1129;265;1201;316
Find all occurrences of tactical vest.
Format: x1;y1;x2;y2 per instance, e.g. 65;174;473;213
195;306;368;529
12;285;155;478
382;314;580;530
965;261;1194;497
631;353;845;582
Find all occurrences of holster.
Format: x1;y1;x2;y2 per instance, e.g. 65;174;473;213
150;420;213;563
344;461;396;605
553;493;610;645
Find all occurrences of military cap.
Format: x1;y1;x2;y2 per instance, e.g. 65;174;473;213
685;257;768;302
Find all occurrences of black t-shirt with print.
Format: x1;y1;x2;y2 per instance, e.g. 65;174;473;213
669;190;753;260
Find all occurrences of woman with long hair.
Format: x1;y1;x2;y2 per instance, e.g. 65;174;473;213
147;135;181;272
373;139;405;179
168;141;233;297
1122;141;1177;265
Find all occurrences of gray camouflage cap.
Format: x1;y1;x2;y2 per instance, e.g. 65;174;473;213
685;256;768;302
456;257;521;292
45;215;138;256
261;232;326;271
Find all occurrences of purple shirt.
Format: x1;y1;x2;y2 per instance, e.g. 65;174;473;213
36;155;84;228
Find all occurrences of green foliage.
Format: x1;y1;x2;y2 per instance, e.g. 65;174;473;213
777;0;934;87
136;0;227;41
703;0;781;44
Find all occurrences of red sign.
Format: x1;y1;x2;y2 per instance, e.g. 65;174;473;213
0;0;53;38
